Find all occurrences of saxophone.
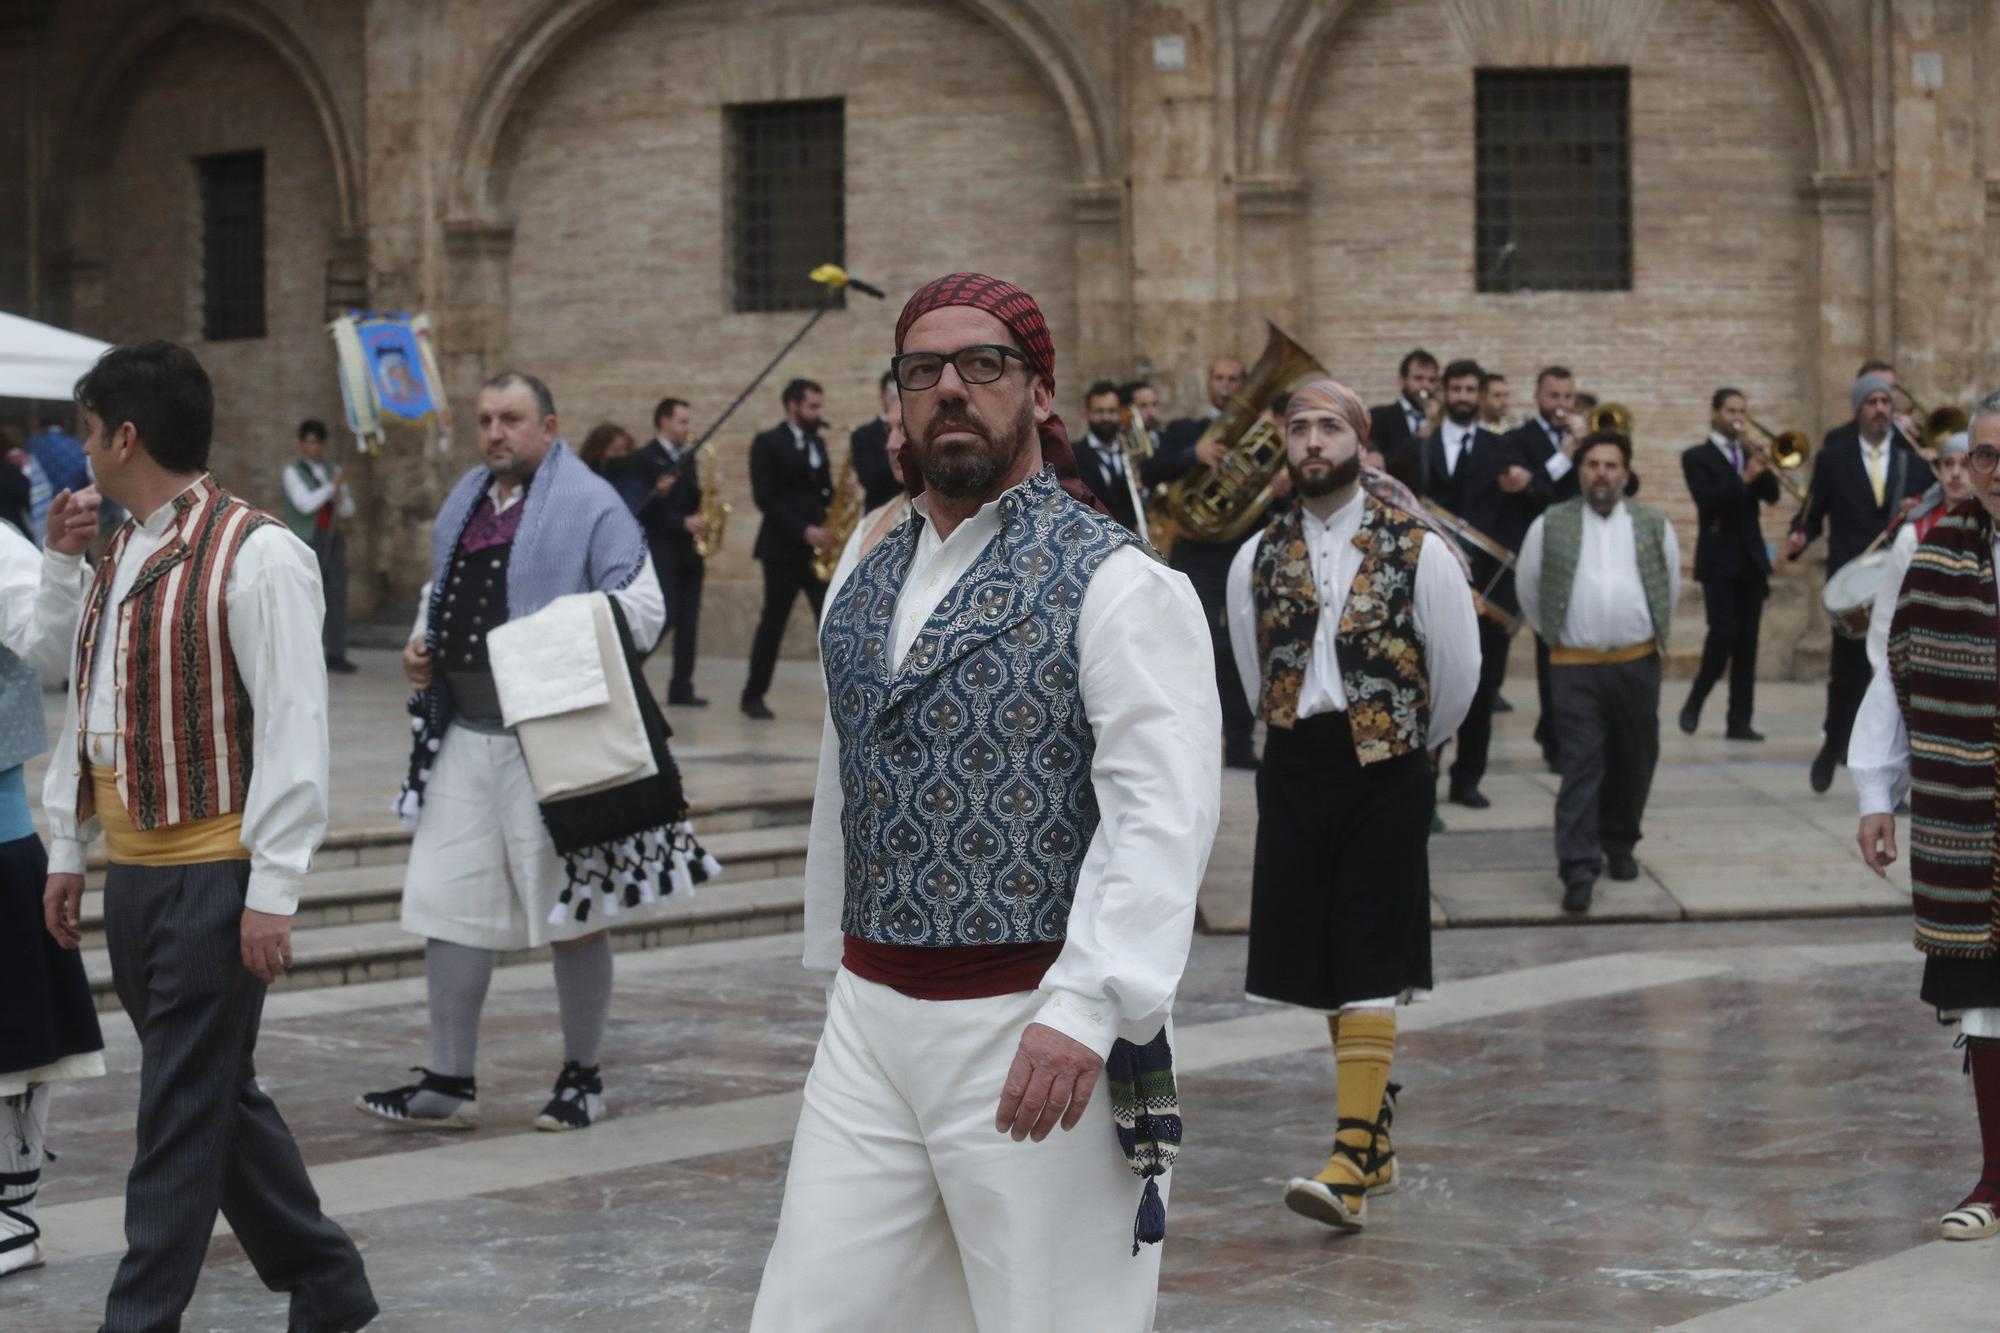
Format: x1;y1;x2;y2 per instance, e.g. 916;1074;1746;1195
690;441;732;559
812;451;860;582
1164;323;1328;545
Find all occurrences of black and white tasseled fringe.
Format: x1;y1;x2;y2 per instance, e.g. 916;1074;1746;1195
546;821;723;926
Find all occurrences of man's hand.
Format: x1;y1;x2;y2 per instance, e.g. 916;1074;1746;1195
1784;529;1808;562
684;515;711;540
1858;813;1898;878
995;1021;1102;1142
1194;437;1229;468
241;909;293;984
1743;451;1769;480
1897;495;1921;518
1269;469;1295;500
43;873;84;949
655;472;679;496
1497;464;1531;494
45;487;101;556
402;635;432;689
803;524;834;551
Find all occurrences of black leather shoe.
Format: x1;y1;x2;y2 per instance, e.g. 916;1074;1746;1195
1810;747;1836;794
668;692;710;708
1561;879;1594;914
1448;786;1491;809
294;1300;379;1333
1606;852;1640;882
326;657;360;675
1492;693;1514;713
741;698;775;721
1677;697;1700;735
1724;726;1764;742
1224;742;1261;772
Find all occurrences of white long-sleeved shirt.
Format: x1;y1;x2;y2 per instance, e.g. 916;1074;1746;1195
280;457;355;522
1221;491;1480;748
1865;521;1919;674
0;519;90;680
1516;503;1681;650
42;482;331;915
1852;530;2000;816
408;479;667;651
802;487;1222;1059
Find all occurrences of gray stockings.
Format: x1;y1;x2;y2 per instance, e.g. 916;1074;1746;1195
1550;654;1661;883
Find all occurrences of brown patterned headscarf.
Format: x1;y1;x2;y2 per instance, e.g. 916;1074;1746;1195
1285;377;1372;443
893;273;1103;513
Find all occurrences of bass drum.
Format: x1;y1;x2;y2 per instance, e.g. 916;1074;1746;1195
1421;500;1521;634
1822;549;1891;641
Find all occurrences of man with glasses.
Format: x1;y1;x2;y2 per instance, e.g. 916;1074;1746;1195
1787;371;1935;792
753;272;1220;1331
1853;391;2000;1245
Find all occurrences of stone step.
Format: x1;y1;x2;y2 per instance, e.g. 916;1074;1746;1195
82;871;808;1011
72;823;811;949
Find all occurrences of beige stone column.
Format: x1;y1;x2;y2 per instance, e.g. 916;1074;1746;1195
1807;172;1876;435
1071;181;1131;392
1232;176;1309;351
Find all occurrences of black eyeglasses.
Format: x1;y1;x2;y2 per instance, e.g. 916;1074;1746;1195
1969;446;2000;475
890;345;1028;392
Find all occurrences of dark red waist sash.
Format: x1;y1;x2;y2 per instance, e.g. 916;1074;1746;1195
842;935;1062;1001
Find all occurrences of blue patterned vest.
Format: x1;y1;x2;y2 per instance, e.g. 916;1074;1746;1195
820;467;1143;947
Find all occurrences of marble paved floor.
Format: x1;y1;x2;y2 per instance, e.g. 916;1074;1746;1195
6;916;1997;1331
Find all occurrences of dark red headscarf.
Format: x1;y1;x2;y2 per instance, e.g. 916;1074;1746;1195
893;272;1105;513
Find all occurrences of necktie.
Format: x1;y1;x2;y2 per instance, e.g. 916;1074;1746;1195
1867;446;1885;506
1729;441;1743;473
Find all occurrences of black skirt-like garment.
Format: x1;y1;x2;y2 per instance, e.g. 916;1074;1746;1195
1245;713;1435;1011
0;831;104;1078
1921;950;2000;1014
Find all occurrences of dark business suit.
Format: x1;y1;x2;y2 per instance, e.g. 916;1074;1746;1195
103;860;374;1332
1792;422;1935;761
1418;422;1538;793
629;438;705;699
744;422;833;705
849;417;900;512
1370;397;1431;494
1073;431;1141;532
1149;411;1259;759
1682;436;1781;730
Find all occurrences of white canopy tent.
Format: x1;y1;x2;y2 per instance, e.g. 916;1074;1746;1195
0;311;110;401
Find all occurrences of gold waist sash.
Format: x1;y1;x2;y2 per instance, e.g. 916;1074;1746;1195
1548;641;1657;667
88;766;248;866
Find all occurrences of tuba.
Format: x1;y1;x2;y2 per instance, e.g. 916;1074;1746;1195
690;441;733;559
1165;323;1329;545
812;450;860;583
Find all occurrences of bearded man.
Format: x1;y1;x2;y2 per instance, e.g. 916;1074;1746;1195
751;273;1221;1331
1224;380;1478;1231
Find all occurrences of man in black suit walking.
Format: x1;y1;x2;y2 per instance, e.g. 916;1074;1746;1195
1148;354;1263;769
742;377;834;720
1075;380;1140;532
1422;359;1538;806
1786;370;1935;791
1501;366;1585;767
1679;388;1780;741
1370;348;1440;492
629;396;712;706
848;372;902;513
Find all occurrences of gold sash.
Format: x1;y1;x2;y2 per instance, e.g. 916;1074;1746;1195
88;766;248;866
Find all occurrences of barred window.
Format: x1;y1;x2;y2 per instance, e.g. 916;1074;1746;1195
196;150;266;340
726;99;844;313
1474;69;1631;293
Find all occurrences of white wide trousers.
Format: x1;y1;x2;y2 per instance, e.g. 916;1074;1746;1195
751;969;1167;1333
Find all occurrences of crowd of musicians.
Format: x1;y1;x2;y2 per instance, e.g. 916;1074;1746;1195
6;279;1999;1332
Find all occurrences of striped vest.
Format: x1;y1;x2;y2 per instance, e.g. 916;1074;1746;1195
1251;496;1431;763
819;467;1141;947
1538;499;1674;650
1886;503;1999;959
73;478;278;830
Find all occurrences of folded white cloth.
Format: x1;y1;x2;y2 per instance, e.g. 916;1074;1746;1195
488;592;655;801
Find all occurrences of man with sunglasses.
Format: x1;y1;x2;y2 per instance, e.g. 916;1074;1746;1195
753;274;1220;1331
1854;392;2000;1245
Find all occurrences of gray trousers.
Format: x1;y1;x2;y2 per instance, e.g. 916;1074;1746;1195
312;528;348;663
101;859;373;1333
1550;654;1661;882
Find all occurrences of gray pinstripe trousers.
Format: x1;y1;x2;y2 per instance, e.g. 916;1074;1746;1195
100;859;374;1333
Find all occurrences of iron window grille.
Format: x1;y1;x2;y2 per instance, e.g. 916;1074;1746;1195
726;98;845;313
197;150;266;340
1474;68;1632;293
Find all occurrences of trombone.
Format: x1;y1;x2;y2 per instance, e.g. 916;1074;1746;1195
1892;386;1969;451
1734;416;1811;502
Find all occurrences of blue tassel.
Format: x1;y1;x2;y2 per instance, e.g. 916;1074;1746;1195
1131;1175;1166;1255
